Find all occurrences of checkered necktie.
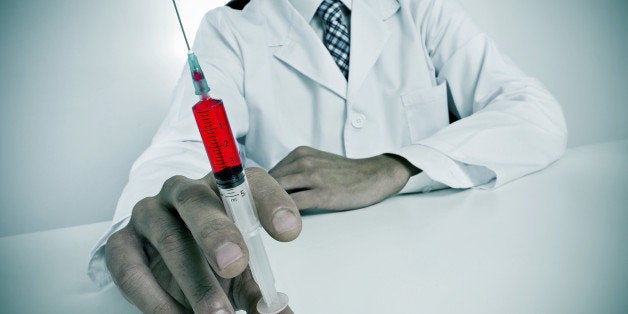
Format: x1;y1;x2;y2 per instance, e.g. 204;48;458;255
316;0;350;79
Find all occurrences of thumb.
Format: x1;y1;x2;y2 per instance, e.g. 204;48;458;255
246;167;302;242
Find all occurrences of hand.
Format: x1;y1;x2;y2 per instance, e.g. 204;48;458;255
269;146;420;211
105;168;301;313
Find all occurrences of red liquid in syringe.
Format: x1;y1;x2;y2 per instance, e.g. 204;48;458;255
192;96;244;187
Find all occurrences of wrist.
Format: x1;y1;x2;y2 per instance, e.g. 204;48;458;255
376;154;421;185
382;153;421;175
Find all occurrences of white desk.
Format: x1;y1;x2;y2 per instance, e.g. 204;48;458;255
2;140;627;313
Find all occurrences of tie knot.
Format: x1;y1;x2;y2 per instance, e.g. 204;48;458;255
316;0;344;24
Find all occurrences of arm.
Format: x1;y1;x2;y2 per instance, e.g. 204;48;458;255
269;0;567;210
89;9;300;313
90;7;247;287
390;0;567;189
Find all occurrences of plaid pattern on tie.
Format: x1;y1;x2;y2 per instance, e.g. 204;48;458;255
316;0;350;79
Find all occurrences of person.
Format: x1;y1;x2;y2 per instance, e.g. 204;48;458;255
88;0;567;312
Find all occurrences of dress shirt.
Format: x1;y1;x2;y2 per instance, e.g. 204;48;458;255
289;0;352;43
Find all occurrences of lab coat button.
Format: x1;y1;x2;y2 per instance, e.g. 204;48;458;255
352;114;366;128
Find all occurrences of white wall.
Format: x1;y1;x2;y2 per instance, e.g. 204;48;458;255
1;0;627;236
0;0;223;236
459;0;628;147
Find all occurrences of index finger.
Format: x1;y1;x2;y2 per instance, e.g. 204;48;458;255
269;146;316;176
246;167;302;242
105;226;187;313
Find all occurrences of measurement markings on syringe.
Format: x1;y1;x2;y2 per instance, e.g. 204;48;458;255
221;188;247;203
198;117;234;167
223;192;240;198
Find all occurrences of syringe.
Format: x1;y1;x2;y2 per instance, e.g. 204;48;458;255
170;1;289;313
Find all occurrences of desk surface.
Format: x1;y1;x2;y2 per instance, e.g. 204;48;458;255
2;140;627;314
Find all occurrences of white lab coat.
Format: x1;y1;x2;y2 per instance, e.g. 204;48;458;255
88;0;567;286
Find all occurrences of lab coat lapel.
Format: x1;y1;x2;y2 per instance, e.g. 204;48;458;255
271;0;347;99
347;0;398;100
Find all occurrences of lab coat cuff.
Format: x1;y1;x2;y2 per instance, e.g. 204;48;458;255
398;172;442;194
87;215;131;288
391;144;495;189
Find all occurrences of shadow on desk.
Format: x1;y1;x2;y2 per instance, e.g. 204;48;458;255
299;187;469;219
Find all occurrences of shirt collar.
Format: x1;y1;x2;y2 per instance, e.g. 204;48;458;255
289;0;353;22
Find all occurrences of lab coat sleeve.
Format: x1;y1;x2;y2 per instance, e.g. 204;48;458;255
87;8;255;287
393;0;567;190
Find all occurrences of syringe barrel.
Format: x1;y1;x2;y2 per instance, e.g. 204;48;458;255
218;176;261;236
218;178;288;313
218;179;279;295
192;97;244;188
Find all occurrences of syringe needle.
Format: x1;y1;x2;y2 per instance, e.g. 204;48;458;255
171;0;191;51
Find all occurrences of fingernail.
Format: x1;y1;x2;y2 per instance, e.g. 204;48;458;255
213;310;230;314
273;209;299;233
216;242;243;270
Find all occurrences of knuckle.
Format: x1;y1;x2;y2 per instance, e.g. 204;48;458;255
174;182;211;206
293;192;319;210
298;156;316;168
131;197;158;222
293;145;311;157
115;263;144;292
161;175;189;195
152;300;177;314
133;196;156;211
155;227;189;255
106;229;126;248
246;167;273;188
135;196;157;211
274;175;289;188
309;171;322;185
163;175;187;189
190;281;224;311
198;217;234;244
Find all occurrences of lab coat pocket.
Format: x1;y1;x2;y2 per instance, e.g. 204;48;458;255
401;82;449;143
